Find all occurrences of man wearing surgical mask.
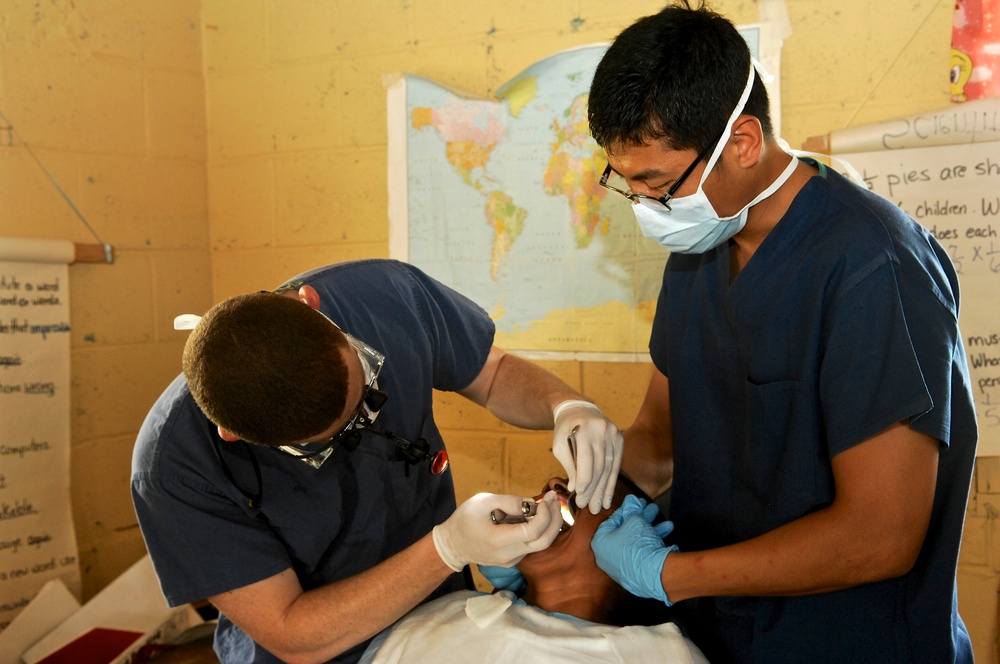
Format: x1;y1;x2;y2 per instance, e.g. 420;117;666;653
583;2;978;662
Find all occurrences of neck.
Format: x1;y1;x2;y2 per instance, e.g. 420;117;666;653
731;148;814;275
524;572;626;624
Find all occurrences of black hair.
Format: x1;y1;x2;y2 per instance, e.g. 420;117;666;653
588;0;773;155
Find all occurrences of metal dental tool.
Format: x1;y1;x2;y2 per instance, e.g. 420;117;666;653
567;423;579;464
491;500;538;524
489;425;583;525
562;491;577;527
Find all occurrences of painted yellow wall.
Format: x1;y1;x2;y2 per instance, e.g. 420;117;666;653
0;0;212;601
1;0;996;660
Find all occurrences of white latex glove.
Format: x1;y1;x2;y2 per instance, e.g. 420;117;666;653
552;400;624;515
432;492;562;572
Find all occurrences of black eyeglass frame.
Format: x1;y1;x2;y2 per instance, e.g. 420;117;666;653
599;138;718;211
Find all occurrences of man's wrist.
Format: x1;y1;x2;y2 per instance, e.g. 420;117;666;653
553;399;601;420
430;526;465;572
659;546;691;605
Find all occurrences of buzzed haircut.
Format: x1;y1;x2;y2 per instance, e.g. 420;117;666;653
588;0;773;156
182;292;351;446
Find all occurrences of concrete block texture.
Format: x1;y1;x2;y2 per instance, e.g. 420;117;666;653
69;253;156;347
209;158;275;250
210;244;388;301
206;62;345;159
0;149;79;240
0;0;211;604
269;0;414;61
273;148;389;246
77;156;208;250
148;71;207;161
71;340;187;442
2;49;146;154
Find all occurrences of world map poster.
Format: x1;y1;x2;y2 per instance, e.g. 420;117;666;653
388;32;779;359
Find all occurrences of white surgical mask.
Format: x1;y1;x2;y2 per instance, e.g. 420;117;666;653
632;64;797;254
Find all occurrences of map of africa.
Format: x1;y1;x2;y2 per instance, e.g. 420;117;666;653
388;45;667;358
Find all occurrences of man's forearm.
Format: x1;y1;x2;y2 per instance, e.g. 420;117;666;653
662;505;906;603
212;535;454;664
470;350;585;428
621;368;673;497
662;423;937;603
621;425;673;499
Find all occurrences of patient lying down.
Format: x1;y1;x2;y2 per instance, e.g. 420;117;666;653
360;476;708;663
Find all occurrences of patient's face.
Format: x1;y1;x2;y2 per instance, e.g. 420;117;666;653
516;477;626;582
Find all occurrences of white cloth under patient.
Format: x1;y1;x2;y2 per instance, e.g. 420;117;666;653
359;590;709;663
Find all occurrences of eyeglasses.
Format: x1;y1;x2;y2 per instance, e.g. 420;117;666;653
273;314;449;475
599;139;717;211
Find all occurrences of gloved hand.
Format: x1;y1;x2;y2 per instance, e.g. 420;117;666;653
478;564;526;594
552;400;624;515
590;494;678;605
432;492;562;572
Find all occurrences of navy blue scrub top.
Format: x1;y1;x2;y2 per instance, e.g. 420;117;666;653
651;163;977;663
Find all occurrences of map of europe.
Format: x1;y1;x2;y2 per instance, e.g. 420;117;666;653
388;44;668;358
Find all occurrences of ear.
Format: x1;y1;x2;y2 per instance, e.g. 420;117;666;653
217;426;241;442
297;285;322;311
730;114;764;169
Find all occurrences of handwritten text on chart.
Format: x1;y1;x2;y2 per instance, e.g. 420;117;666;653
861;156;1000;197
0;319;70;339
0;440;52;458
0;259;79;629
0;533;53;555
842;142;1000;454
0;275;61;292
0;554;78;628
868;103;1000;150
0;381;57;396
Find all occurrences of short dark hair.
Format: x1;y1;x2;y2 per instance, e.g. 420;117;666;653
588;0;773;155
182;292;351;446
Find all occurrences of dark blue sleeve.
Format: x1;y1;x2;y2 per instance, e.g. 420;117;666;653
820;252;948;456
131;381;291;606
397;262;495;392
300;260;495;393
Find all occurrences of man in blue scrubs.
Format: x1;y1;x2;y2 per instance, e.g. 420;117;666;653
132;259;623;664
585;2;978;662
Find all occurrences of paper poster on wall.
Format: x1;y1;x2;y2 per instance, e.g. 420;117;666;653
387;25;782;360
840;141;1000;456
0;258;80;631
806;98;1000;155
950;0;1000;102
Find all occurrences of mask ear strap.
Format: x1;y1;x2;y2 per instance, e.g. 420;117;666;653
701;62;757;183
776;137;866;187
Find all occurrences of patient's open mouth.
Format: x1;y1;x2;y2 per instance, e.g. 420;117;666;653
558;492;577;529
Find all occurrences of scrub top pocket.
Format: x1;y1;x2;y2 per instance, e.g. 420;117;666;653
738;376;832;534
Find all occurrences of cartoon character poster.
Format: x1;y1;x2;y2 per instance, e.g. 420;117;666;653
951;0;1000;102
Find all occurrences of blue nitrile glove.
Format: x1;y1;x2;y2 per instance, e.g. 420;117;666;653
591;494;678;606
477;563;527;594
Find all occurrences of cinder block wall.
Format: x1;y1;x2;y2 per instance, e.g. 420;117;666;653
0;0;212;601
2;0;997;660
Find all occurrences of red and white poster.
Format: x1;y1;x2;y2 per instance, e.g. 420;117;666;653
952;0;1000;102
